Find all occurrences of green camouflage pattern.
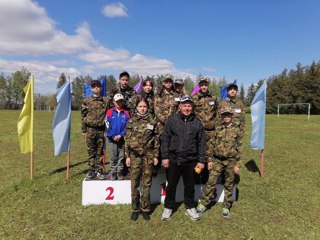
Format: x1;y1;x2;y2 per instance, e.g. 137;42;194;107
81;96;108;133
154;91;180;124
130;155;153;212
192;92;219;130
218;97;245;137
207;123;242;162
199;158;236;209
86;128;104;172
125;114;159;159
81;95;107;172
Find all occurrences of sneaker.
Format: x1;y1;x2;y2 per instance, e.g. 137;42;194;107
85;172;97;181
107;172;117;180
185;208;200;221
131;211;139;221
161;208;172;221
117;173;124;180
222;208;231;218
196;202;207;214
96;172;108;180
141;212;150;221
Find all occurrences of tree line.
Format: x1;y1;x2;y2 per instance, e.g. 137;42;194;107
1;61;319;113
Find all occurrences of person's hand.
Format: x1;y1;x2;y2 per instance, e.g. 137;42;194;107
162;159;169;168
114;135;121;141
126;158;131;167
196;163;205;170
233;166;240;174
208;162;213;170
153;158;158;166
82;132;87;140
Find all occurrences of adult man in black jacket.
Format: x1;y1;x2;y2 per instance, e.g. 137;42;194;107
161;96;206;221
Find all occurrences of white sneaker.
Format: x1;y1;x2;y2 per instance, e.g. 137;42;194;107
162;208;172;221
185;208;200;221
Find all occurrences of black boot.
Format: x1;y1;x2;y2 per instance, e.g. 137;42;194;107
131;211;139;221
141;212;150;221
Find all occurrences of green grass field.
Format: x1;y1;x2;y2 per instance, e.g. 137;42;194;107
0;110;319;240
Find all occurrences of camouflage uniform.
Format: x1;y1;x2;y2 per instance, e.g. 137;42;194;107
131;92;155;116
107;85;136;116
81;95;108;174
199;121;243;209
218;97;245;168
193;91;219;183
218;97;245;137
125;114;159;213
154;90;180;135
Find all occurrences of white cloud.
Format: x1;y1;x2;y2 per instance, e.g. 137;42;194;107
201;66;216;72
0;58;80;94
101;3;128;18
0;0;98;55
0;0;197;93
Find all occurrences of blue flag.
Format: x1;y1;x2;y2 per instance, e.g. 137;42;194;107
220;85;228;101
52;81;71;156
250;81;267;150
83;78;107;98
220;80;237;101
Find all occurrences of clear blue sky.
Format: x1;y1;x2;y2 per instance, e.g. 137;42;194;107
1;0;320;93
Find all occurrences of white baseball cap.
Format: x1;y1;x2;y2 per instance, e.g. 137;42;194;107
113;93;124;102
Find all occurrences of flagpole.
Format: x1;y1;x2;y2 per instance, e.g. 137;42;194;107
66;150;70;179
260;149;264;177
30;152;34;180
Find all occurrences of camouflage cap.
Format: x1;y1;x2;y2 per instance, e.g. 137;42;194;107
227;82;238;91
219;106;234;115
198;77;209;84
163;74;174;82
180;95;193;104
174;78;184;85
90;80;101;87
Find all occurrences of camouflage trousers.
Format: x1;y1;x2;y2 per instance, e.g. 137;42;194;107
130;154;153;212
86;128;104;173
200;157;236;209
199;130;216;184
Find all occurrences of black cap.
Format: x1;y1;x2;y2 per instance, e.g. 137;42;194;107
90;80;102;87
227;83;238;91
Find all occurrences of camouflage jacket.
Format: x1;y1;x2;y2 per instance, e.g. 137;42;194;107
208;122;243;163
218;97;245;137
131;92;155;116
107;85;136;116
192;91;219;130
125;114;159;159
81;95;108;133
154;91;180;124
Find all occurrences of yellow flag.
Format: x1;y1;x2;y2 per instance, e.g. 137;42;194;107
17;76;34;153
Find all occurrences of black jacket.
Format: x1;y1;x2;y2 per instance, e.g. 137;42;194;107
161;112;206;164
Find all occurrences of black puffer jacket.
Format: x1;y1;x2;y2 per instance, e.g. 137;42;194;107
161;113;206;164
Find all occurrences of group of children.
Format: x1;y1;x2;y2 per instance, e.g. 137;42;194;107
81;72;245;221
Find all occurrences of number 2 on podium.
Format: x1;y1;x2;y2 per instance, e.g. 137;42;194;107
105;187;115;200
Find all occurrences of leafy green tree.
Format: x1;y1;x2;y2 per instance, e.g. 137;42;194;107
183;76;194;95
239;83;245;103
57;73;67;89
106;74;117;93
11;67;30;109
72;76;85;110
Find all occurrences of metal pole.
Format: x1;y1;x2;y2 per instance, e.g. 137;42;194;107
308;104;310;121
277;105;279;119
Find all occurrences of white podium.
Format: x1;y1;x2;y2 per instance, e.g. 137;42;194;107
82;170;236;206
